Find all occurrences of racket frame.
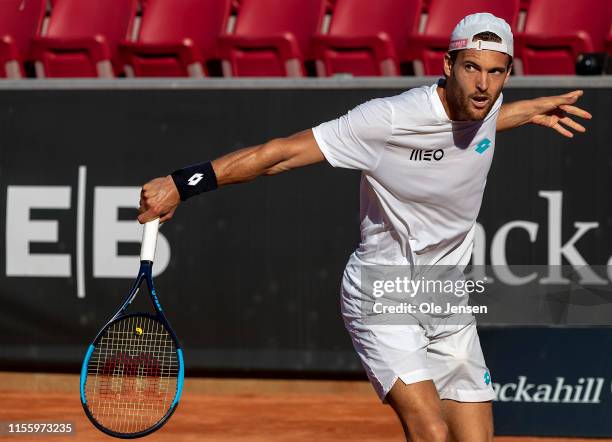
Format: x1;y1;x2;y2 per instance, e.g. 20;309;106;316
80;221;184;439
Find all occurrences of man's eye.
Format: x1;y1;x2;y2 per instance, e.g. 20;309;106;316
465;65;475;71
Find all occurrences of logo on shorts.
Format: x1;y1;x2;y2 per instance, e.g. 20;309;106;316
484;371;491;385
187;173;204;186
475;138;492;154
410;149;444;161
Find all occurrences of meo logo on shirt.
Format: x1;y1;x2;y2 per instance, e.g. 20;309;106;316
409;149;444;161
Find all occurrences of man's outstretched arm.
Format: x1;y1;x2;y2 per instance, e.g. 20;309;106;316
497;89;592;137
138;129;324;224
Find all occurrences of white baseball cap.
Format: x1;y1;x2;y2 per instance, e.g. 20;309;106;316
448;13;514;58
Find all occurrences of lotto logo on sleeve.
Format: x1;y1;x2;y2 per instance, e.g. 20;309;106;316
475;138;492;154
187;173;204;186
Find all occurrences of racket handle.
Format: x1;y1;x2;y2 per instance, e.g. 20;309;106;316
140;218;160;262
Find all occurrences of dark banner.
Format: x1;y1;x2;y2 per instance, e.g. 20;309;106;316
483;328;612;437
0;83;610;436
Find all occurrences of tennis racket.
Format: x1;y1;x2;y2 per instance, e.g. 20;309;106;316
80;218;184;439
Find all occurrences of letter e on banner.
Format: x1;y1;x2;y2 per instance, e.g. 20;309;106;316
6;186;71;276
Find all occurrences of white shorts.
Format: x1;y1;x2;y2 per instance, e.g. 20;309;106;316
341;283;496;402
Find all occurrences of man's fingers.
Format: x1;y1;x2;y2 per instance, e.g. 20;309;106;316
559;116;586;133
138;176;181;224
553;123;574;138
137;209;157;224
555;95;578;106
561;89;583;97
560;90;583;100
559;104;592;120
550;90;583;107
159;207;176;223
138;194;148;210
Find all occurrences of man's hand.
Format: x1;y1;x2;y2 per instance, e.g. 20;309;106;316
528;90;592;138
138;176;180;224
497;90;592;137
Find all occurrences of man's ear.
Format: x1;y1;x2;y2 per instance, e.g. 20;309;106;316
443;53;453;77
503;63;513;85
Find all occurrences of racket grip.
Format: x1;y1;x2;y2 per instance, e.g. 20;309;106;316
140;218;160;262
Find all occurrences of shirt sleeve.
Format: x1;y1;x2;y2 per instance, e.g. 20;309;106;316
312;98;393;171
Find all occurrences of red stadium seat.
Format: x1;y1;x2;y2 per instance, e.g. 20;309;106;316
0;0;45;78
515;0;610;75
405;0;520;75
218;0;326;77
119;0;231;77
31;0;138;78
312;0;422;77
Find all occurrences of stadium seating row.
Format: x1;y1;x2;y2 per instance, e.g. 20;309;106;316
1;0;610;78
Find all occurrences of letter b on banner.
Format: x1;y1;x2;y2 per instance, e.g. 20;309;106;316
94;187;170;277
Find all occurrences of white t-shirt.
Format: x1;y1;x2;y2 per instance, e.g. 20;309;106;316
312;81;501;280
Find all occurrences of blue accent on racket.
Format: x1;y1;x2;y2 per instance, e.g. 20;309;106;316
172;349;185;408
80;344;95;404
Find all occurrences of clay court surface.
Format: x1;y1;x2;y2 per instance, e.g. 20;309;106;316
0;372;608;442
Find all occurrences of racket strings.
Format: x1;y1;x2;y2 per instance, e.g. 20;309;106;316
85;315;179;435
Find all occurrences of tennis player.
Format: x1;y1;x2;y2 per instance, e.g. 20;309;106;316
138;13;592;442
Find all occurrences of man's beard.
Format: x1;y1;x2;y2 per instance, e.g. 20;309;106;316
447;80;498;121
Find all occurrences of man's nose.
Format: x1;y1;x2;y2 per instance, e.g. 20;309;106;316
476;72;489;92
